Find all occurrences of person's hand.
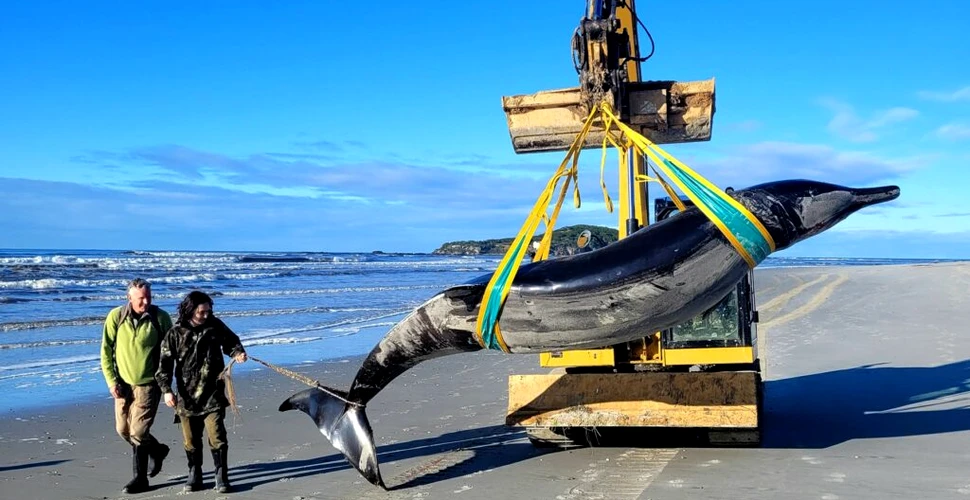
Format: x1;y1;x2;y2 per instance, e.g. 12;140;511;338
164;392;177;408
234;352;248;363
110;384;124;399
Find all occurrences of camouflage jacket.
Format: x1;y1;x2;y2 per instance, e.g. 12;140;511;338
155;317;245;417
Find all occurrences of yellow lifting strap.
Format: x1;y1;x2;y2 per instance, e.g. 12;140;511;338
472;108;599;352
473;100;776;352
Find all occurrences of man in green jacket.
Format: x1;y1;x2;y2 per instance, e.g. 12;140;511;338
100;278;174;494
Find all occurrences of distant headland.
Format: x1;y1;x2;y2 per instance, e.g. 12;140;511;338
432;224;619;256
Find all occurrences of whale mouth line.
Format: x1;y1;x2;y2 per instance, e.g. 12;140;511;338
852;185;900;207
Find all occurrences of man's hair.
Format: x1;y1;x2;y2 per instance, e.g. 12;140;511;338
127;278;152;293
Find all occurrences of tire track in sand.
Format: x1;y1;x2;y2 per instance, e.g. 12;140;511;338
758;274;831;317
757;272;848;378
556;448;679;500
760;272;848;331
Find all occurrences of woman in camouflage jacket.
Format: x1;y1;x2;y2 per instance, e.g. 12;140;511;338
156;290;247;493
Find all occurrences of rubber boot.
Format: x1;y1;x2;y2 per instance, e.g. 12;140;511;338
148;440;169;478
183;449;203;492
211;445;230;493
122;444;150;494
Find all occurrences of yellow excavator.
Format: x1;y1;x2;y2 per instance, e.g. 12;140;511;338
501;0;763;446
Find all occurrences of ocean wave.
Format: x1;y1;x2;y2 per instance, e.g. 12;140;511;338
238;256;312;263
0;255;92;265
243;320;398;347
0;317;104;332
0;296;31;304
0;251;495;269
218;305;389;319
216;284;441;297
1;365;102;384
0;272;286;291
26;284;442;304
0;339;99;350
238;309;407;343
0;355;100;374
0;313;404;377
328;321;398;334
0;305;405;333
244;336;323;346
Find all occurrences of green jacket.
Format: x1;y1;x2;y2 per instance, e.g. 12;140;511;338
100;304;173;388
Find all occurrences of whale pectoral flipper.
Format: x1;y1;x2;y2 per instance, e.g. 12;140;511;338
279;388;385;489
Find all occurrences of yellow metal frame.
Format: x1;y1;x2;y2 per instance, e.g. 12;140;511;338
503;1;762;444
663;346;755;366
539;348;615;368
607;0;649;240
536;0;750;371
535;0;650;369
540;345;755;368
507;371;761;430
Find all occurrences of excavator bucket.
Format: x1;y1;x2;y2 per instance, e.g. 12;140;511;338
502;78;715;154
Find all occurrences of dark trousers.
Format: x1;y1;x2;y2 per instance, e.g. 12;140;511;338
179;409;227;452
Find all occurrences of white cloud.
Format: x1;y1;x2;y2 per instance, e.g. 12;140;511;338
820;99;919;143
936;123;970;141
724;120;762;133
690;141;920;189
917;86;970;102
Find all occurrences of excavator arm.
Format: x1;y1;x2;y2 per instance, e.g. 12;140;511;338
503;3;761;448
502;0;715;154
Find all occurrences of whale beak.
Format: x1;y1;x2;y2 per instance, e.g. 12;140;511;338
851;185;900;208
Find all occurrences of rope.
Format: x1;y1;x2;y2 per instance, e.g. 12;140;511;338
218;355;363;416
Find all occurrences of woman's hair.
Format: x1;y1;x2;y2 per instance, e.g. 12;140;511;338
176;290;214;327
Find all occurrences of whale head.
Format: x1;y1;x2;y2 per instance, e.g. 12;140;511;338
735;179;900;251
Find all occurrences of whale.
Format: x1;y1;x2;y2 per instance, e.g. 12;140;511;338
278;179;900;488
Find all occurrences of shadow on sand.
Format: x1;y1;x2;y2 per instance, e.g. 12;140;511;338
0;459;70;473
225;424;542;492
762;358;970;448
522;359;970;449
222;359;970;491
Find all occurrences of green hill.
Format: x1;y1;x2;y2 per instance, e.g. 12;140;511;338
432;224;618;256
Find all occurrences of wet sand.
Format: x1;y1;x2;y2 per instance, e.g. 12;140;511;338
2;262;969;500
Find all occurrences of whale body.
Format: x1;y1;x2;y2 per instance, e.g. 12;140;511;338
279;179;901;488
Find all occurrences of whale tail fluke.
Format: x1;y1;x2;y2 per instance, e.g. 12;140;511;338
279;387;385;489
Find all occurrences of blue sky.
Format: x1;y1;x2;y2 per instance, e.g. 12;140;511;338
1;1;968;258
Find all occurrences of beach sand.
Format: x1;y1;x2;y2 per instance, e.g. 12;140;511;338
2;262;969;500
